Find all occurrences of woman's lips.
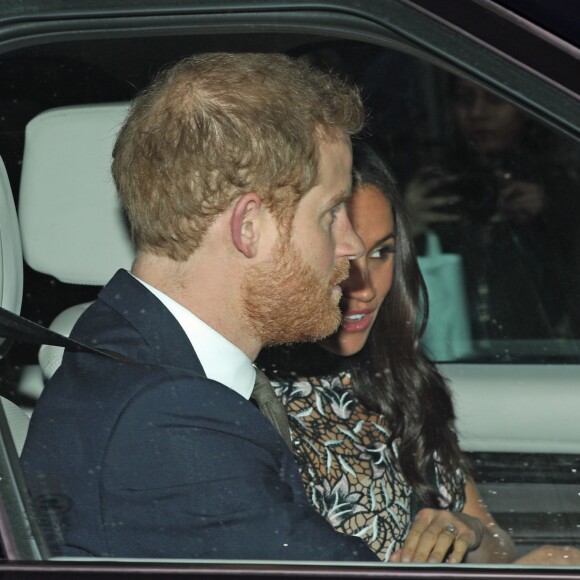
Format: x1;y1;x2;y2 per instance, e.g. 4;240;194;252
341;309;374;333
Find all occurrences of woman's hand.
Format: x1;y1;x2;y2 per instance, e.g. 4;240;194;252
492;177;545;224
389;508;484;564
404;167;461;236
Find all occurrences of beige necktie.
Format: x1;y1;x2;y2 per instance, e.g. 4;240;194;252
251;368;292;449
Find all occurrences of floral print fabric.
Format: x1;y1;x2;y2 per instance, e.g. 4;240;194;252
272;371;466;561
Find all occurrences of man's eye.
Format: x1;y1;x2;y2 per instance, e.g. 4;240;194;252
329;203;344;222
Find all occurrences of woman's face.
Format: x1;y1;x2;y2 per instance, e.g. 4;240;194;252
453;79;525;154
321;184;395;357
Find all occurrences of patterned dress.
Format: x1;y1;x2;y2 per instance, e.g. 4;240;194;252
272;371;466;561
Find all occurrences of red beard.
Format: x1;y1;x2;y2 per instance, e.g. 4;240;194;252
242;239;349;346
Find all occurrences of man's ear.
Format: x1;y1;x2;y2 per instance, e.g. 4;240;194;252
231;192;264;258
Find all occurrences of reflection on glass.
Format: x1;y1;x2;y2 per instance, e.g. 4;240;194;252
401;76;580;363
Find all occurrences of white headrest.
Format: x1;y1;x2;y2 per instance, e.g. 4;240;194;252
38;302;92;380
0;156;23;356
18;104;134;285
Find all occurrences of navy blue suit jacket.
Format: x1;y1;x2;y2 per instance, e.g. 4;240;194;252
22;270;376;561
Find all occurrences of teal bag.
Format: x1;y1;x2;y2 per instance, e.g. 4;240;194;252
418;230;472;361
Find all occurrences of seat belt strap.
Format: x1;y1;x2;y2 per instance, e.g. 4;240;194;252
0;306;134;363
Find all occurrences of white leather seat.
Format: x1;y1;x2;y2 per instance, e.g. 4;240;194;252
38;303;92;380
19;104;133;285
18;103;135;385
0;156;23;355
0;155;30;452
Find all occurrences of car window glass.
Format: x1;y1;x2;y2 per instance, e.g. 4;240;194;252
294;42;580;364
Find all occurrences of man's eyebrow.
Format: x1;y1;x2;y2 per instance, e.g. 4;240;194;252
327;188;352;208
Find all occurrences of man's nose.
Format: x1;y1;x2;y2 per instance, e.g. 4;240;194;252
335;212;364;261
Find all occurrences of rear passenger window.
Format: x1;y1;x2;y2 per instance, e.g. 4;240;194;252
299;44;580;553
402;74;580;364
312;46;580;364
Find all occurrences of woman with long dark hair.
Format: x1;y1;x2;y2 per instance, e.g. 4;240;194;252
259;141;515;563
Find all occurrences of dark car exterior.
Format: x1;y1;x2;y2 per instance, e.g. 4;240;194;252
0;0;579;578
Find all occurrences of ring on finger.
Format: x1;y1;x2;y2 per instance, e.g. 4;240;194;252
444;524;458;536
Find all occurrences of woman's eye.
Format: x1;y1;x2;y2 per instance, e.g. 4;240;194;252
370;245;395;260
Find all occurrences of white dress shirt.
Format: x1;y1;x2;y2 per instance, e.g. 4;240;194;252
133;274;255;400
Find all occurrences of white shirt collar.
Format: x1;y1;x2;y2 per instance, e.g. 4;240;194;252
132;273;255;400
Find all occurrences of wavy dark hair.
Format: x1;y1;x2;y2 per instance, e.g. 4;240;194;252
346;141;467;506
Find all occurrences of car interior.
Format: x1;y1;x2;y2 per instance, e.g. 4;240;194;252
0;9;578;569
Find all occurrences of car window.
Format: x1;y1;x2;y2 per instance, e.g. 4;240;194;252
298;44;580;364
0;6;579;574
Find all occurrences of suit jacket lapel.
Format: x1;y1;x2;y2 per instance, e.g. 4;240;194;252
98;269;204;375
